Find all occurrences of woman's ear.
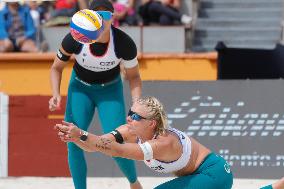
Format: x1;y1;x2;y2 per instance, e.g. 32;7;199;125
149;120;157;130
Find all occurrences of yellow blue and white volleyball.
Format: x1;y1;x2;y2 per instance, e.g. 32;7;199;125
70;9;104;44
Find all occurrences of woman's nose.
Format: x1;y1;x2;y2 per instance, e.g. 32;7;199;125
126;116;132;122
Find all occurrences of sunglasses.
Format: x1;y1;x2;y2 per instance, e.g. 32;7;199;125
128;109;147;121
96;11;113;21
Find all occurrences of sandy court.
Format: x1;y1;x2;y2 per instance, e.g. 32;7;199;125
0;177;277;189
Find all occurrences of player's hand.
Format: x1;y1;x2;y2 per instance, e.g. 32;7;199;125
54;121;81;142
49;95;61;111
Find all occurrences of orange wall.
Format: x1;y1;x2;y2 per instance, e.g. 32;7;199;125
139;58;216;80
0;53;217;95
0;62;73;95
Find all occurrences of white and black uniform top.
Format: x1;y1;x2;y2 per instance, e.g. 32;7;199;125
139;127;192;173
60;25;138;84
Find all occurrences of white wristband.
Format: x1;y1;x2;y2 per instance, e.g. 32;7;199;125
139;142;153;160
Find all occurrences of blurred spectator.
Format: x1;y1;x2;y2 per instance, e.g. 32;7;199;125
0;2;38;52
28;1;41;27
51;0;78;18
37;1;54;24
112;0;138;27
44;0;87;27
50;0;87;18
138;0;191;25
27;1;49;52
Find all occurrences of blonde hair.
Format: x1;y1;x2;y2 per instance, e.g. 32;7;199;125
137;96;168;135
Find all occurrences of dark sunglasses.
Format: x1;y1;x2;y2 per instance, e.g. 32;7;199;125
128;109;147;121
96;11;113;21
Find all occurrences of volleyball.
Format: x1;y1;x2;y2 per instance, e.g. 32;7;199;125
70;9;104;44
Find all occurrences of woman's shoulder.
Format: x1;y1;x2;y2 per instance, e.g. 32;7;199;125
61;33;82;54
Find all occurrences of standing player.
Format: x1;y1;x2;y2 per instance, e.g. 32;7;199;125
55;96;234;189
48;0;142;188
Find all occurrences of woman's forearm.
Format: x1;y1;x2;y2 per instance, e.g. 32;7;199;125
50;56;66;97
50;66;62;96
82;134;121;157
56;122;141;159
73;140;95;152
128;75;142;102
54;121;143;160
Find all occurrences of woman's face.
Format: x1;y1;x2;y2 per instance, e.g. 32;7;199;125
92;7;113;42
94;8;113;40
126;103;153;136
101;19;112;33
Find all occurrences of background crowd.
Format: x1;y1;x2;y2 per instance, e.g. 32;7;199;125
0;0;191;53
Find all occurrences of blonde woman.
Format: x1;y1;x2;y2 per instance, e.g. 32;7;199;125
55;96;233;189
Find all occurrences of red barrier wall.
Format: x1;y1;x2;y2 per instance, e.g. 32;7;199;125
8;96;69;176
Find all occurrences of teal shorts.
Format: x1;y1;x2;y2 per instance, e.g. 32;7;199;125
154;153;233;189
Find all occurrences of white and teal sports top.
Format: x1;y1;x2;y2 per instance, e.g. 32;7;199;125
139;127;192;173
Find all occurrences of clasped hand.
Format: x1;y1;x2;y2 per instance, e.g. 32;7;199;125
54;121;81;142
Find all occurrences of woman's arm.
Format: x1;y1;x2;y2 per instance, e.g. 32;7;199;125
49;33;80;111
125;65;142;102
115;28;142;102
86;132;175;161
55;122;177;161
49;47;70;111
55;121;146;160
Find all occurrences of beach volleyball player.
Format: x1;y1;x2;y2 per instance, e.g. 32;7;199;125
48;0;143;188
55;96;233;189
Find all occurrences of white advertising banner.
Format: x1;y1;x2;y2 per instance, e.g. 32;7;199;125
0;93;8;177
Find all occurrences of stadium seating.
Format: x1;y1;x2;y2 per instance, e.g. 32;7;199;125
192;0;283;52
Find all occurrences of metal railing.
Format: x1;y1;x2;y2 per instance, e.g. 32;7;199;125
186;0;200;50
282;0;284;42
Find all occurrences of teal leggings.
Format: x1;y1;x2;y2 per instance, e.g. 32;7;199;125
154;153;233;189
65;70;137;189
260;185;273;189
